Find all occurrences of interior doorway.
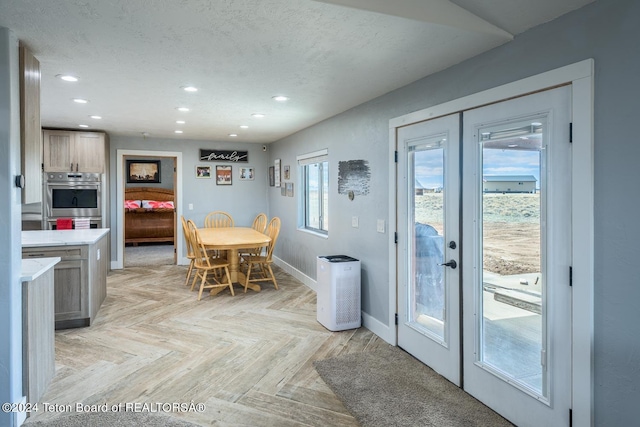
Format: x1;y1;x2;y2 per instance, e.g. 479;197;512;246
115;149;184;270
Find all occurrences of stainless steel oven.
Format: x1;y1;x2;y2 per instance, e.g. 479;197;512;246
44;172;102;220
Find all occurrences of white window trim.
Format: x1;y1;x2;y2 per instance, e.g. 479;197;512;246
297;149;329;236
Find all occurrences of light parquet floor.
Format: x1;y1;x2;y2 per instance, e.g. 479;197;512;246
28;263;386;426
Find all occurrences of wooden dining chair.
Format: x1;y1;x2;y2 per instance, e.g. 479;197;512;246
187;220;234;300
204;211;234;228
181;216;197;287
244;217;281;292
239;213;268;268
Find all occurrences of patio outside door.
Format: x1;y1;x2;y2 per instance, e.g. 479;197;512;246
397;113;461;385
396;86;572;426
462;86;572;426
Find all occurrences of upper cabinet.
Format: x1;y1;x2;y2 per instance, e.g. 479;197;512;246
20;44;42;204
43;130;106;173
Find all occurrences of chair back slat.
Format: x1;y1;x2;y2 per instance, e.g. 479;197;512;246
264;217;281;261
187;219;211;268
252;213;268;233
181;216;195;258
204;211;234;228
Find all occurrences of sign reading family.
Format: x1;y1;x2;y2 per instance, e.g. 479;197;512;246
199;149;248;163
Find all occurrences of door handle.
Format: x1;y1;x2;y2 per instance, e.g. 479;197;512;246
440;260;457;269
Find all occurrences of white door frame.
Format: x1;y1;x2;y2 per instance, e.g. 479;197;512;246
388;59;594;426
114;149;184;270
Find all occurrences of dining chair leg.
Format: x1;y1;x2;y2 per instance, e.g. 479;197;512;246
185;260;194;287
266;264;278;290
197;271;208;301
224;267;234;296
244;263;253;293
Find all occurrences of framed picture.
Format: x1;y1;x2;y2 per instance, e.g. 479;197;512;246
127;160;160;183
274;159;281;187
281;186;286;196
196;165;211;178
269;166;275;186
283;165;290;180
286;182;294;197
215;165;232;185
239;166;255;180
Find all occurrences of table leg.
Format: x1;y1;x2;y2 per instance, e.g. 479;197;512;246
209;248;261;293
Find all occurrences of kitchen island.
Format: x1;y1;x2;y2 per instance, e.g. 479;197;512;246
21;257;59;404
22;228;109;329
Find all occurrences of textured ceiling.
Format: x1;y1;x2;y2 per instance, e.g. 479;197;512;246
0;0;593;143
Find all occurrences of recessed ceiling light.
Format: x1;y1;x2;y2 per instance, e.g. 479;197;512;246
182;86;198;92
176;120;186;124
174;130;183;134
78;124;89;128
251;113;265;118
239;125;249;129
508;144;518;147
89;115;102;119
229;133;238;137
57;74;78;82
177;107;190;112
531;122;542;126
73;98;88;104
272;95;289;102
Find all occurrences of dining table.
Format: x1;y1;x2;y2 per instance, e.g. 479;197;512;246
197;226;271;293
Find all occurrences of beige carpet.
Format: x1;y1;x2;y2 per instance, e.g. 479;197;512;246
314;344;514;427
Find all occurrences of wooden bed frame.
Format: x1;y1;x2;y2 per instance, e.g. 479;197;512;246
124;187;175;245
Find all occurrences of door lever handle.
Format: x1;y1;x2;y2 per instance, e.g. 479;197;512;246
440;260;457;269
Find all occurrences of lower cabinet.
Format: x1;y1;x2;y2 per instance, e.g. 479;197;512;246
22;238;106;329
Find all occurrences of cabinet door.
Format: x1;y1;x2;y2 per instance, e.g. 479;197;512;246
43;130;73;172
74;132;105;173
53;259;86;321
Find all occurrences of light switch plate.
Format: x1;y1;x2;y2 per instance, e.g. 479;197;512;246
352;216;359;228
377;219;385;233
188;203;194;210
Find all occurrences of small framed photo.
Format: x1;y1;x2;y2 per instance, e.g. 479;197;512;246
283;165;290;180
216;165;232;185
239;166;255;180
269;166;275;186
281;186;286;196
286;182;294;197
196;165;211;178
274;159;281;187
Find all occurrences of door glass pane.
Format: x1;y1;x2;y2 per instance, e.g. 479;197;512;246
479;118;546;396
409;136;446;341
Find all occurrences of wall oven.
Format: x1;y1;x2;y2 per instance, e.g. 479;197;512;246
44;172;102;228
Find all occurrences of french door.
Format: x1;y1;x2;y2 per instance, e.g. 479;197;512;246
397;86;572;426
397;113;461;385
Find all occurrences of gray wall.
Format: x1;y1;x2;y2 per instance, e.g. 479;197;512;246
0;26;24;427
108;135;269;262
268;0;639;424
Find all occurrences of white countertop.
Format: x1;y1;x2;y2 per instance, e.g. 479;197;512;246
21;257;61;282
22;228;110;247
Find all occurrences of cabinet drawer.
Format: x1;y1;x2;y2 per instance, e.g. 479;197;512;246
23;246;87;260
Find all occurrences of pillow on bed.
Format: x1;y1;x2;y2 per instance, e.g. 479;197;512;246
124;199;141;209
142;200;174;209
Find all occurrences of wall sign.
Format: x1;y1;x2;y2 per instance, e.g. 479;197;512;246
200;149;248;163
338;159;371;196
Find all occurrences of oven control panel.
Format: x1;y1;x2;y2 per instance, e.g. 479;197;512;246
45;172;101;182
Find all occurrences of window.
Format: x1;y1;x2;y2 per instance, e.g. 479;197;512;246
297;149;329;234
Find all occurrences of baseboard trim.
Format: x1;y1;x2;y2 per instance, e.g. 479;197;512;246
362;311;395;345
273;256;317;292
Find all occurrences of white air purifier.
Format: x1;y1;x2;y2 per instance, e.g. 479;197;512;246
316;255;361;331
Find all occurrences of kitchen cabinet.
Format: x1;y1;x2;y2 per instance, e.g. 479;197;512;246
22;229;109;329
43;130;106;173
21;257;59;404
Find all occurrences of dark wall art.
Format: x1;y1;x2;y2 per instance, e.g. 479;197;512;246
338;159;371;196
